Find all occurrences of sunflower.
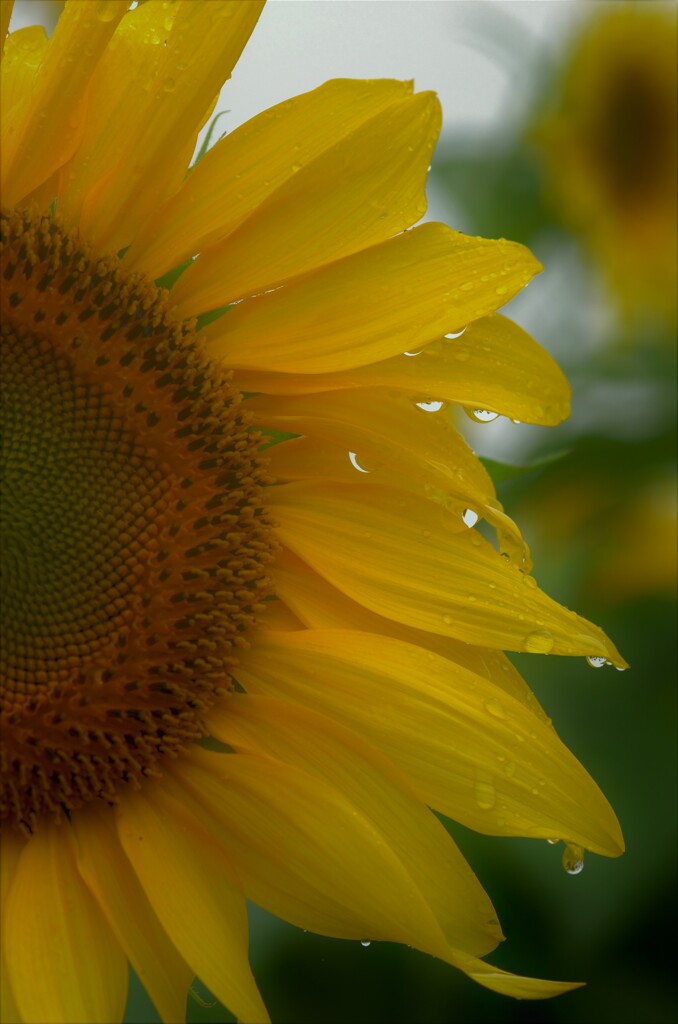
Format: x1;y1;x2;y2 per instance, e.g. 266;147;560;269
0;2;626;1022
535;3;678;326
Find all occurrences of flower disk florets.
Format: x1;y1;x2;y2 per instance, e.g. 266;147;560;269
0;208;274;834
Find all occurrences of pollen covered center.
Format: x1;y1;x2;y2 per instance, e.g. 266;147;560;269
0;209;274;833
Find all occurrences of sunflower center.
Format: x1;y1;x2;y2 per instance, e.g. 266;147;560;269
0;208;273;833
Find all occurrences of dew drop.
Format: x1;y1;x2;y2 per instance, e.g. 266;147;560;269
616;665;627;672
360;940;372;947
474;777;496;810
484;698;505;719
460;282;474;292
522;630;555;654
586;656;607;669
521;574;538;589
416;400;445;413
465;408;499;423
562;843;585;875
547;838;559;845
444;328;466;339
403;350;422;357
495;285;508;296
442;614;453;626
348;452;371;474
163;76;176;93
462;508;479;528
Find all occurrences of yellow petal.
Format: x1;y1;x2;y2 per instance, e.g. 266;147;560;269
202;223;542;371
0;831;25;1024
172;91;440;310
75;1;265;251
270;545;551;722
268;480;627;663
115;785;269;1024
209;693;502;955
1;25;47;128
1;1;14;55
72;804;193;1024
1;1;127;206
447;948;583;999
4;824;128;1024
234;312;571;427
126;78;415;279
251;388;530;568
169;745;481;962
236;629;624;855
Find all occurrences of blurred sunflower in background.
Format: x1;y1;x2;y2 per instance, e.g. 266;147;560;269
535;4;677;329
0;2;630;1023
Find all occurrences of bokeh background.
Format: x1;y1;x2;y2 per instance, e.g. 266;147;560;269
10;2;677;1022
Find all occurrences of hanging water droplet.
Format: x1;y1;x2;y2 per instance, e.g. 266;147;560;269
522;630;555;654
465;408;499;423
511;419;522;424
444;327;466;339
462;508;479;528
416;400;445;413
348;452;371;474
403;350;422;357
521;574;538;589
586;656;607;669
562;843;585;875
616;665;627;672
360;940;372;947
547;838;559;845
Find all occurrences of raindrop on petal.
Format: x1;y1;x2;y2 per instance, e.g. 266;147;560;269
465;408;499;423
445;327;467;339
474;776;496;810
403;350;422;357
462;508;479;528
416;400;445;413
586;656;607;669
348;452;371;474
522;630;555;654
360;940;372;947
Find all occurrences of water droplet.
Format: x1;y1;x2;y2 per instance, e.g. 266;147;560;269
460;282;474;292
360;940;371;947
465;408;499;423
511;419;522;425
495;285;508;296
547;838;559;845
616;665;627;672
522;630;555;654
442;614;453;626
444;327;466;339
562;843;585;875
403;350;422;357
163;76;176;93
416;400;445;413
586;656;607;669
521;574;538;589
462;508;479;528
484;698;505;719
348;452;371;474
474;777;496;810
